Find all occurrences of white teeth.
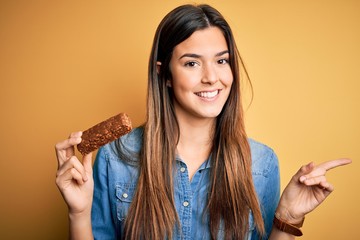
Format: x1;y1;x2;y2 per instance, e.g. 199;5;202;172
196;90;219;98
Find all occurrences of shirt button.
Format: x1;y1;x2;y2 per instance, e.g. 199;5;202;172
180;167;186;172
183;201;189;207
122;193;128;199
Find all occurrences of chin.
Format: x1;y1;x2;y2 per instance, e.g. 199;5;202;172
198;110;223;119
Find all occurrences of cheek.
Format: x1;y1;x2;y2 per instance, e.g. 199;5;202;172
217;65;233;86
171;71;199;91
172;82;193;98
226;76;233;87
224;69;234;86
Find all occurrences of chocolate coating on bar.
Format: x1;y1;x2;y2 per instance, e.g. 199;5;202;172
77;113;132;155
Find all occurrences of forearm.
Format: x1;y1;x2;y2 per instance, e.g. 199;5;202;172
69;211;94;240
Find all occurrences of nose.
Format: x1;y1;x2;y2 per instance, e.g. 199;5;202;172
201;63;218;85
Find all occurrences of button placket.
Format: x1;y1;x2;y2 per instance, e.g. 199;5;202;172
176;161;193;239
183;201;189;207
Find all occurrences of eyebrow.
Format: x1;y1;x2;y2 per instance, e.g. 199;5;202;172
178;50;229;60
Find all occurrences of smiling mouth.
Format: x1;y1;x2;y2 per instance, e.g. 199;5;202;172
195;90;220;99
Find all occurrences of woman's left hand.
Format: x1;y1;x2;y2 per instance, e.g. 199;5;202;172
276;158;352;224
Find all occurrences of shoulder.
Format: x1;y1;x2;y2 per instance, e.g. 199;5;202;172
249;138;279;178
114;126;143;153
93;127;142;184
98;126;143;162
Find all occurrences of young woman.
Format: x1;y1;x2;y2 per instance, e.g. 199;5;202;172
55;4;351;240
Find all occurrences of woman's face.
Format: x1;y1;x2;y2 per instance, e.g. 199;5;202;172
168;27;233;122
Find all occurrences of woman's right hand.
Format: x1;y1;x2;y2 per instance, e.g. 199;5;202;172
55;131;94;217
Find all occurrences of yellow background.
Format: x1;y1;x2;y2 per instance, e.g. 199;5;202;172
0;0;358;239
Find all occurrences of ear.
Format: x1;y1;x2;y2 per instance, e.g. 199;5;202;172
156;61;162;74
157;61;172;87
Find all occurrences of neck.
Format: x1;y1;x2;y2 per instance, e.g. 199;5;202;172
175;112;215;179
176;112;215;148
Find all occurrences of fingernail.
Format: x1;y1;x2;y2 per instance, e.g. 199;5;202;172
300;176;306;182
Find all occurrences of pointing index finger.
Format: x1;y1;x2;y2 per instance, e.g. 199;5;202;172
318;158;352;171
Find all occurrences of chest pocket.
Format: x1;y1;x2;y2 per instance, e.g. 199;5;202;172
115;183;136;222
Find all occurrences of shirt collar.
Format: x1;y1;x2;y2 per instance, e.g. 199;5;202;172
175;154;212;170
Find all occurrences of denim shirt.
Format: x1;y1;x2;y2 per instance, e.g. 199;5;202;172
91;127;280;240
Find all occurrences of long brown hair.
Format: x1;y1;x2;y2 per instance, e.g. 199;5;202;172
123;4;264;239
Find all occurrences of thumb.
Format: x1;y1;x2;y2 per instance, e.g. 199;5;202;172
294;162;315;183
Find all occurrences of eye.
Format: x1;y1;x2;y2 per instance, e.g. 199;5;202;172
217;59;229;65
184;61;199;67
